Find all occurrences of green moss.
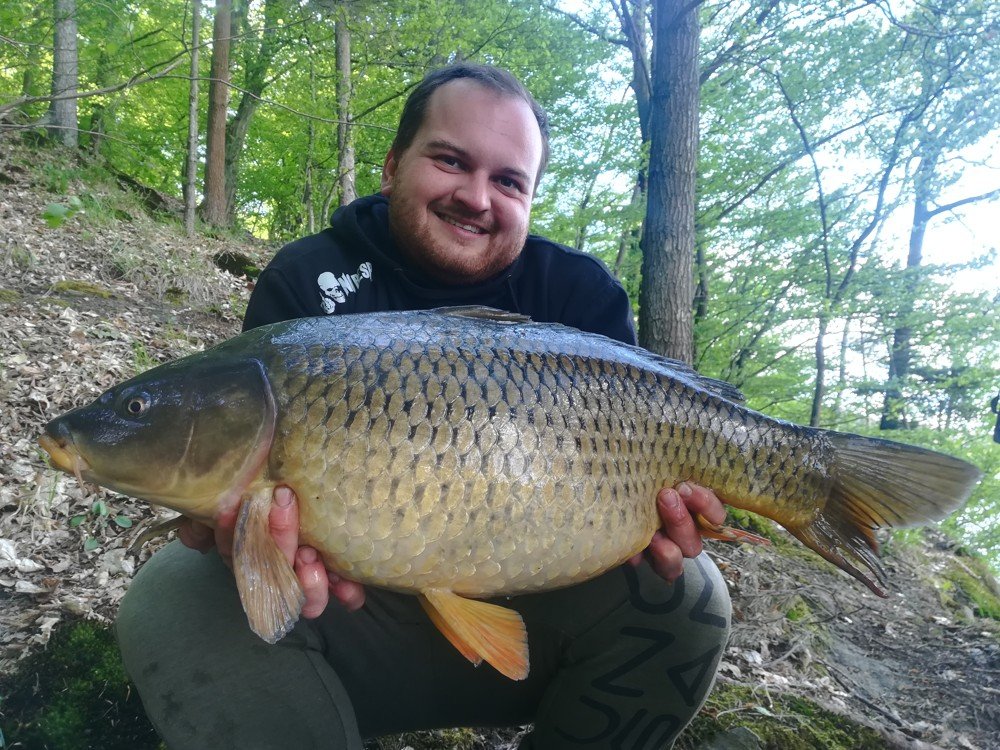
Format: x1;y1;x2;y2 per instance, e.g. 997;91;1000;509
0;288;21;303
726;509;784;544
164;286;189;304
52;279;115;298
943;559;1000;621
676;681;886;750
0;619;158;750
785;595;812;622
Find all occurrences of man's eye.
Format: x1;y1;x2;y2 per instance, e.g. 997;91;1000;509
438;155;462;168
498;176;523;193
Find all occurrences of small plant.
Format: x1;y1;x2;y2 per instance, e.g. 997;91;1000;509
42;195;85;228
69;498;133;552
130;340;157;374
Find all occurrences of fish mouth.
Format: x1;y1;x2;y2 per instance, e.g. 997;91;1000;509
39;433;91;483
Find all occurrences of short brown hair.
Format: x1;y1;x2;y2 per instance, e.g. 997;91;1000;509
393;63;551;186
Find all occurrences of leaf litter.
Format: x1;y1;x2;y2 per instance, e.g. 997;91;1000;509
2;143;998;750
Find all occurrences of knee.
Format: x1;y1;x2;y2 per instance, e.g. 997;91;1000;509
115;542;240;676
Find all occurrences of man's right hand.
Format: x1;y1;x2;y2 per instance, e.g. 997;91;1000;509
177;487;366;617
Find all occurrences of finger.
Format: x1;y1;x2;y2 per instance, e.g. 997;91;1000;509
212;506;238;567
328;574;366;612
296;546;331;619
658;487;703;559
646;531;685;583
268;486;299;566
677;482;726;525
177;518;215;552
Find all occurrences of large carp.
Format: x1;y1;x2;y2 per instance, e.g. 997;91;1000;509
40;307;981;680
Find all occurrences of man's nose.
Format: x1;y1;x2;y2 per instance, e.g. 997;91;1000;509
453;172;490;213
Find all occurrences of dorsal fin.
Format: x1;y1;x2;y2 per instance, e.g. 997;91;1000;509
430;305;532;324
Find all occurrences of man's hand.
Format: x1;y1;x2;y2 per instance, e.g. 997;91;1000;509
177;487;366;618
628;482;726;583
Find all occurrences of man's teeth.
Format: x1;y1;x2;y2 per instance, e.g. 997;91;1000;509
441;215;485;234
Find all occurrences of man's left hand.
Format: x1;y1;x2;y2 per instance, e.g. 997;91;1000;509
629;482;726;582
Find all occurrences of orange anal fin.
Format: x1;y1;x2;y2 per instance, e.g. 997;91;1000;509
233;488;305;644
420;588;529;681
695;513;771;546
418;595;483;667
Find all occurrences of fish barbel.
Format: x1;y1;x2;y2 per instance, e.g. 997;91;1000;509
39;307;981;680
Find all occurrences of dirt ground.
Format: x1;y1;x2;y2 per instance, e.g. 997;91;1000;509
2;144;998;750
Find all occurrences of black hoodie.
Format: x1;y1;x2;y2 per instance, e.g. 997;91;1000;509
243;194;637;345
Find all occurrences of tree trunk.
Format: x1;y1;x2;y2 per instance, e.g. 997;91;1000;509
222;0;283;224
613;179;644;278
880;149;935;429
47;0;78;148
637;0;700;361
810;311;829;427
336;5;356;206
86;49;112;156
184;0;202;237
201;0;231;227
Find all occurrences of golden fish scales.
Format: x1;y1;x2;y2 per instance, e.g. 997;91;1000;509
39;307;982;681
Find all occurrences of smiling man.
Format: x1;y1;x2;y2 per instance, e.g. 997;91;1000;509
116;64;731;750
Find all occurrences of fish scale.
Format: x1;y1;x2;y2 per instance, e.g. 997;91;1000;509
268;318;662;596
40;306;982;680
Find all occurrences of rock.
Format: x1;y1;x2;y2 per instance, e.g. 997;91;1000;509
697;727;762;750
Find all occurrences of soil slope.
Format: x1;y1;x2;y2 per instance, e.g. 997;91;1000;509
1;143;998;750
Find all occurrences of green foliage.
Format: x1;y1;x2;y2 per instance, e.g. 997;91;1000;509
69;497;134;552
42;196;84;228
0;619;158;750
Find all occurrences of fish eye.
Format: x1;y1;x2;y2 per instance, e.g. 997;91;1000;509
122;392;151;417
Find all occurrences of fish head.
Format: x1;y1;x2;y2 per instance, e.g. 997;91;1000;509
39;353;276;520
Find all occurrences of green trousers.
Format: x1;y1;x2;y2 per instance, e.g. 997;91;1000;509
116;542;730;750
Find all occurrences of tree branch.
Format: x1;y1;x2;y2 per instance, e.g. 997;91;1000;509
927;185;1000;219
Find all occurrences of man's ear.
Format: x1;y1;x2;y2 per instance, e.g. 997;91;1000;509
380;148;398;196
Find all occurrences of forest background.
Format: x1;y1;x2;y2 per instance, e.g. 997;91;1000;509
1;0;998;570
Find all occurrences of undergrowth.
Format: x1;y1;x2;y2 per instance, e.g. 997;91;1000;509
0;619;159;750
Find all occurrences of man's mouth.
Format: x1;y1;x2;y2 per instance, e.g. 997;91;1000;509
437;213;487;235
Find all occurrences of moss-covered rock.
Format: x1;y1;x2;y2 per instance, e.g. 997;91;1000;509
676;681;887;750
943;557;1000;621
51;279;115;299
0;619;159;750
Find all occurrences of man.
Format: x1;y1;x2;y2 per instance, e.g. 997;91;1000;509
117;64;731;749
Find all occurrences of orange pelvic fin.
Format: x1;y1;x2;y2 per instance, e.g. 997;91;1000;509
419;588;529;681
233;488;305;644
695;513;771;546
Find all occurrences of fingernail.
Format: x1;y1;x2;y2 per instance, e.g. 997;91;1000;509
275;487;292;507
677;482;692;497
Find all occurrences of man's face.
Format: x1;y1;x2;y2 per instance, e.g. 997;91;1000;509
380;79;543;285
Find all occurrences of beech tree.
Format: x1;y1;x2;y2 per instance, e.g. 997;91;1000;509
46;0;78;148
637;0;700;360
201;0;232;227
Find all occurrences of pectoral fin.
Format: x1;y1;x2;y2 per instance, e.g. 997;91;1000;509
419;589;529;681
233;488;305;644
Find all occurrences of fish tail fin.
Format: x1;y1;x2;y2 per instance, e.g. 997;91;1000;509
419;589;529;681
789;433;981;597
